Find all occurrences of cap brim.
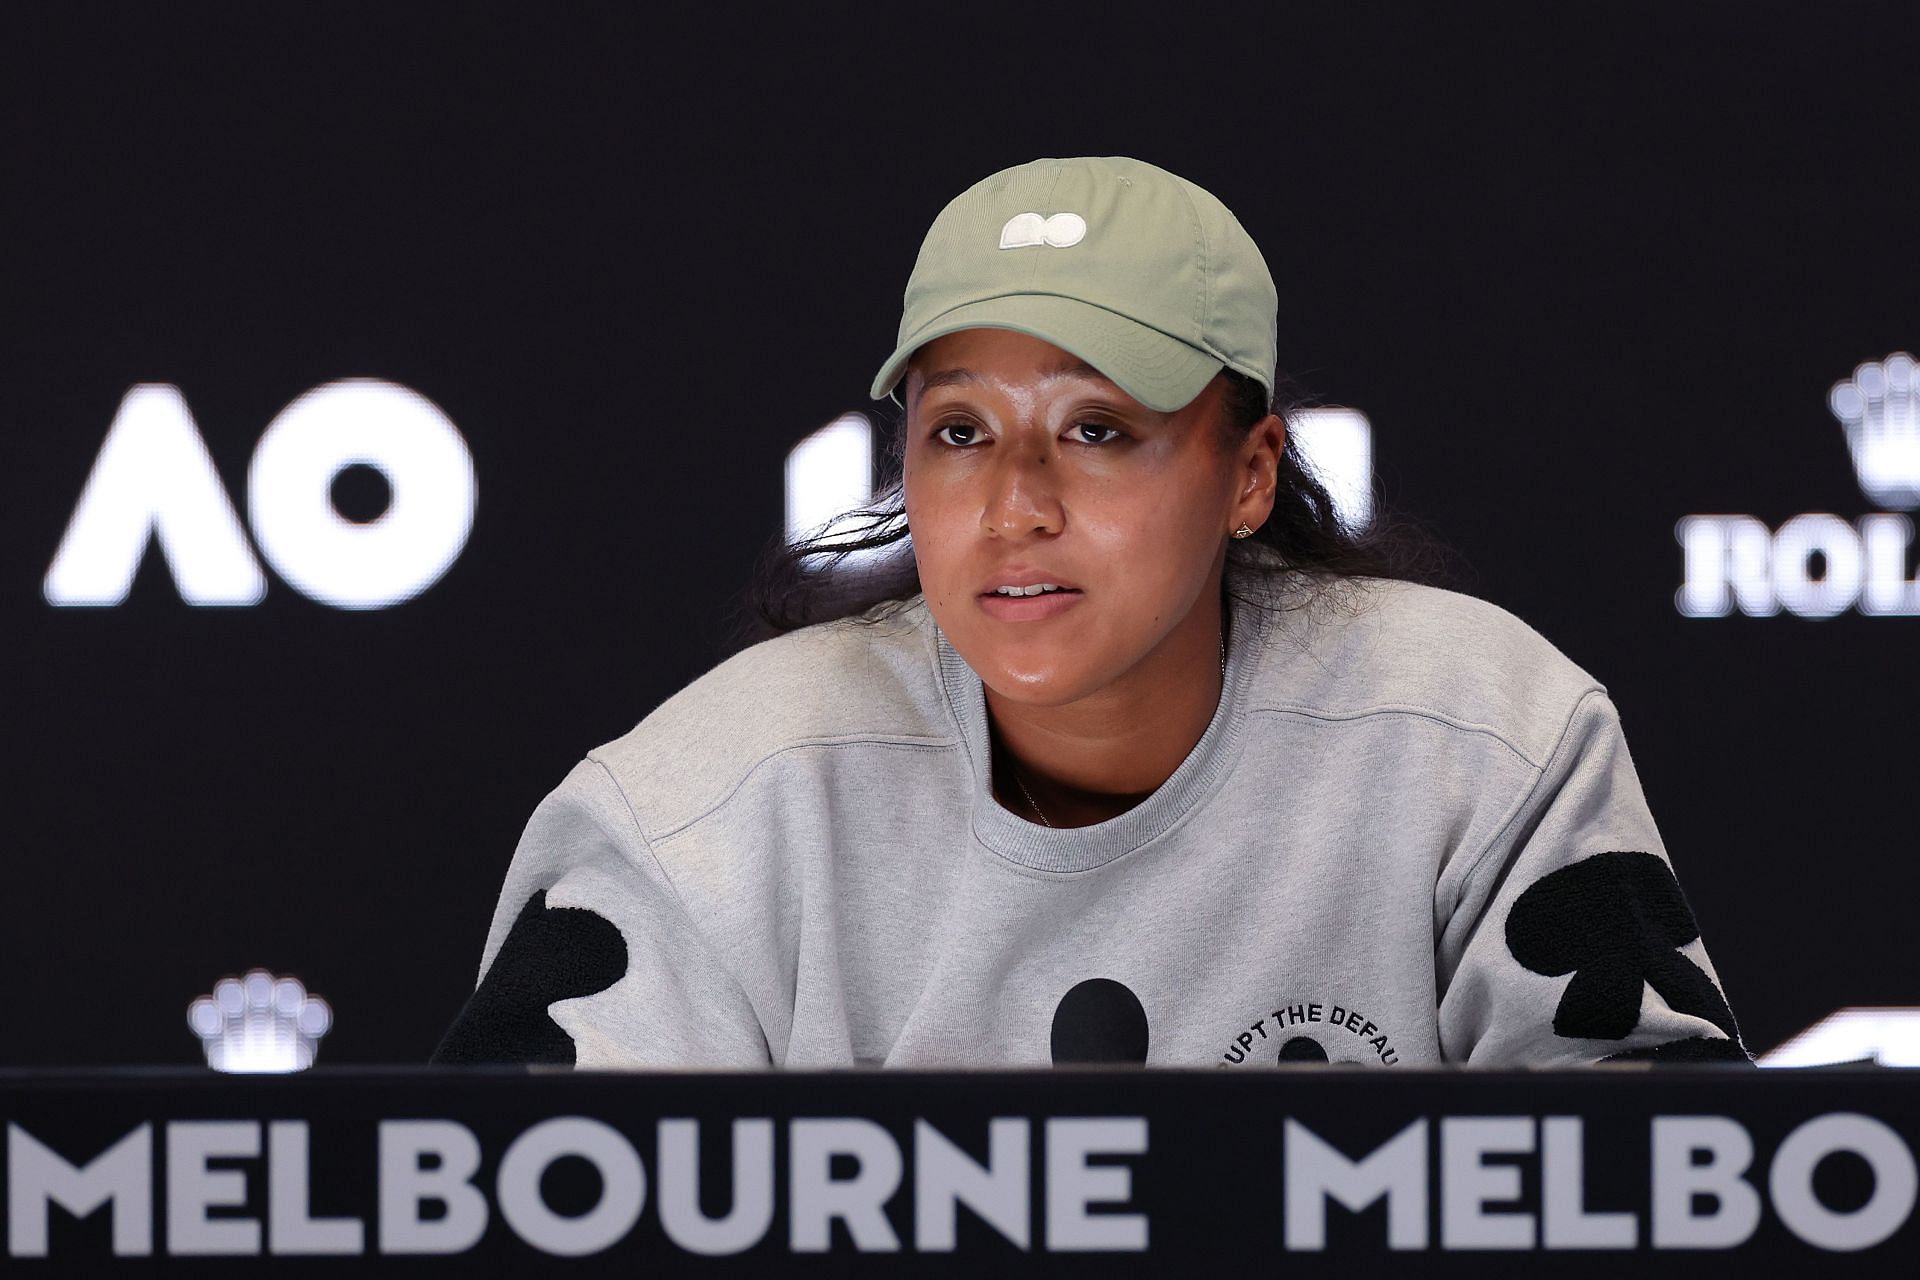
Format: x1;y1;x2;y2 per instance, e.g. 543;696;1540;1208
868;294;1223;414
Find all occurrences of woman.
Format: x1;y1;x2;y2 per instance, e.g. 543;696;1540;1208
436;157;1745;1069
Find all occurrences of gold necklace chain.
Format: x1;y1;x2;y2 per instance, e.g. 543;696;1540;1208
1013;630;1227;829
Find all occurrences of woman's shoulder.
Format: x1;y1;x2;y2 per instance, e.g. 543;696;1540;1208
1250;576;1608;769
584;596;959;833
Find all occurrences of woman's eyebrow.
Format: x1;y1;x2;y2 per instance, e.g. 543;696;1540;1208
916;360;1116;398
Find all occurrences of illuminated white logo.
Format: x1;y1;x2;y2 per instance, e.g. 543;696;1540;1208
998;212;1087;250
1676;351;1920;618
783;412;902;573
44;379;476;609
1759;1007;1920;1069
780;409;1376;567
187;969;333;1074
785;413;878;550
1832;352;1920;510
1291;408;1375;532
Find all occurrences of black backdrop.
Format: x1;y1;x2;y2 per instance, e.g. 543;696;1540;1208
2;2;1913;1067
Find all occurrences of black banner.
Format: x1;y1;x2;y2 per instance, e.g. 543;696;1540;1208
2;1067;1916;1273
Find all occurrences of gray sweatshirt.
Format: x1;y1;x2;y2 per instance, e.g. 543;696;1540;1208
437;578;1746;1070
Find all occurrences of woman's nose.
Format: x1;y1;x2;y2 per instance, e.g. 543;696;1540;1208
980;442;1065;538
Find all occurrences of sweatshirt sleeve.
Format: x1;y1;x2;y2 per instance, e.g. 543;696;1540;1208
432;757;772;1068
1436;688;1750;1067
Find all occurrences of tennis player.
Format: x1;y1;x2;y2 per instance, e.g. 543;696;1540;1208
436;157;1745;1070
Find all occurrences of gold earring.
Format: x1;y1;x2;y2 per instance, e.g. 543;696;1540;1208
1231;523;1254;539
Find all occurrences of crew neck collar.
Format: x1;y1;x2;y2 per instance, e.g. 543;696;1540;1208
931;592;1270;874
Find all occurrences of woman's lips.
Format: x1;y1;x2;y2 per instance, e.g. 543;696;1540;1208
977;588;1085;620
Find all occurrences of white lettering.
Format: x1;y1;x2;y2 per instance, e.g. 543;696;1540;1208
7;1124;152;1257
247;379;475;609
1677;512;1920;619
1676;514;1775;617
785;413;876;548
377;1120;487;1255
46;379;472;611
1289;408;1375;531
1541;1116;1636;1248
1857;514;1920;614
1768;1113;1917;1252
494;1116;644;1257
1441;1117;1534;1249
656;1118;773;1255
1651;1116;1762;1248
166;1120;260;1255
789;1118;902;1253
1283;1117;1427;1250
914;1118;1030;1251
266;1121;363;1255
1772;513;1863;618
1044;1117;1147;1251
44;385;265;606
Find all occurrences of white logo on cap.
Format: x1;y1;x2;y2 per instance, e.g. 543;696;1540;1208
998;211;1087;250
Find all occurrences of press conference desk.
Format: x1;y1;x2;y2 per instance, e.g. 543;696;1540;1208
2;1065;1915;1274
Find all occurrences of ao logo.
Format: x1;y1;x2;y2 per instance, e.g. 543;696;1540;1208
44;380;476;610
1676;352;1920;618
783;408;1375;558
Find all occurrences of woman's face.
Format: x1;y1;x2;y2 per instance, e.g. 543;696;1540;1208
902;327;1260;707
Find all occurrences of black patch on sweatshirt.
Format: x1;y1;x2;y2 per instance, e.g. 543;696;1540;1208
1604;1035;1753;1065
1506;850;1739;1043
432;890;627;1065
1051;978;1149;1065
1277;1036;1331;1063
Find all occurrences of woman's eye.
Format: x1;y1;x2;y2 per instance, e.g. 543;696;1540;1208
1073;422;1123;444
934;422;979;446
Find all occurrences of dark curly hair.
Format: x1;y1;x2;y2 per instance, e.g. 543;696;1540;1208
731;364;1467;649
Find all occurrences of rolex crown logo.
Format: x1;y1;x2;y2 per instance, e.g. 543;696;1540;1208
187;968;334;1073
1829;351;1920;511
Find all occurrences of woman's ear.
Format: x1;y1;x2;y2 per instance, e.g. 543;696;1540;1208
1236;413;1286;521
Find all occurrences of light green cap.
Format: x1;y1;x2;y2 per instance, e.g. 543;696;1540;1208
870;156;1278;413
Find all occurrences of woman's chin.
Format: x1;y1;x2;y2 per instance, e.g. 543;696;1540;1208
974;662;1096;708
939;618;1123;707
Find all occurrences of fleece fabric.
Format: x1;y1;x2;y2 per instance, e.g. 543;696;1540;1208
436;579;1745;1070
